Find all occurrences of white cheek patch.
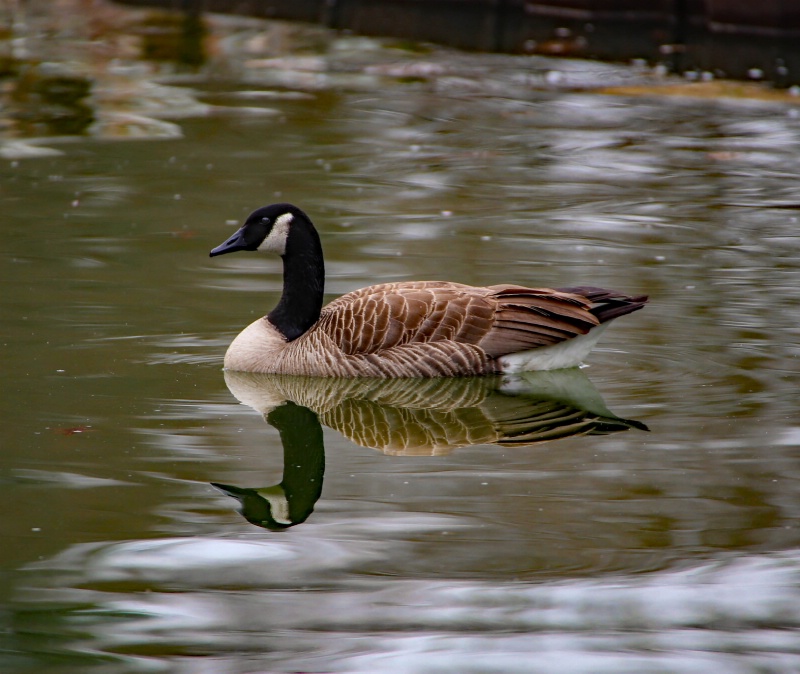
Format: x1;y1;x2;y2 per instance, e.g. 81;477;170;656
258;212;293;255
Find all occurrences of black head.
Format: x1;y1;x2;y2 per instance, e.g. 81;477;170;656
209;203;309;258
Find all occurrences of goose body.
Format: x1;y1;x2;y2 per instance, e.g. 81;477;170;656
210;204;647;377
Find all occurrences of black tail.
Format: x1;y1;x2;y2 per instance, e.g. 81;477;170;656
557;286;648;324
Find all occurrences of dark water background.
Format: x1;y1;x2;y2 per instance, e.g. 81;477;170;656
2;3;800;672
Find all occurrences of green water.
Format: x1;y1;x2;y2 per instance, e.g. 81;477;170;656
2;4;800;673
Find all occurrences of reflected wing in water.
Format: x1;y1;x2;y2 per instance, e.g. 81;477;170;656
224;369;647;456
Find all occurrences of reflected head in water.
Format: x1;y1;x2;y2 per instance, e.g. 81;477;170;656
209;203;648;377
212;370;647;530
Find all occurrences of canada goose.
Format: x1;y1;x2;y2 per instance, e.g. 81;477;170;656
210;203;647;377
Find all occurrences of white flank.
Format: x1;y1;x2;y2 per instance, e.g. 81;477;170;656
498;324;609;373
259;212;293;255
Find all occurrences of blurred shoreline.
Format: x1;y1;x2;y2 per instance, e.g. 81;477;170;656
1;0;798;160
113;0;800;86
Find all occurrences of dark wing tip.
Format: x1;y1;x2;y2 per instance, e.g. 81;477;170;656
557;286;648;324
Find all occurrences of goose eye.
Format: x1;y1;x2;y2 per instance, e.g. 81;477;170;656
261;217;270;224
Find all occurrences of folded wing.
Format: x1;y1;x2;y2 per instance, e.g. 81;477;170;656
317;281;601;360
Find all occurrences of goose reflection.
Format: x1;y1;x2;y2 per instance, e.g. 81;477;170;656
213;370;647;530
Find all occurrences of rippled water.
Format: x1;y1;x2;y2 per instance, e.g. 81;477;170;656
2;4;800;673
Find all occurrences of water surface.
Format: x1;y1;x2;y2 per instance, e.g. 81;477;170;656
2;4;800;673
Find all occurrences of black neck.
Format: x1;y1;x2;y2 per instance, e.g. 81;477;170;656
267;216;325;341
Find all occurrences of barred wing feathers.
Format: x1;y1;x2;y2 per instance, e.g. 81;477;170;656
314;281;600;372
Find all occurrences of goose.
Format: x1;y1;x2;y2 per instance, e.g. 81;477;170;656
210;203;647;377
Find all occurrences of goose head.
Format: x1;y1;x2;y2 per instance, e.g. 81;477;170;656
209;203;310;258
